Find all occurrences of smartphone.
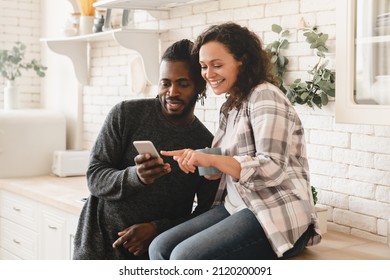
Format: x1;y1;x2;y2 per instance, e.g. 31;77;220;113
133;140;160;158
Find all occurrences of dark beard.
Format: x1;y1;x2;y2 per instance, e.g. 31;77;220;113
158;93;198;124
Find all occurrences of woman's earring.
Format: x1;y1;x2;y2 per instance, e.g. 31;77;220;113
198;93;206;106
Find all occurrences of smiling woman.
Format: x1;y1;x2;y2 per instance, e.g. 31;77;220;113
199;41;241;95
149;22;321;260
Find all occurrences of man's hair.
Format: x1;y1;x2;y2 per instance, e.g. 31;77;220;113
161;39;206;100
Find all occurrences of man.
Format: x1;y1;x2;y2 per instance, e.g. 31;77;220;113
73;39;219;259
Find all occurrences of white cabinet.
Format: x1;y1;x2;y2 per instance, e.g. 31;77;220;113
39;205;79;260
0;191;39;259
39;206;68;259
336;0;390;125
0;191;79;260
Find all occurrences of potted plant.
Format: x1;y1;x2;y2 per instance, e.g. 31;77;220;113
0;42;47;109
266;24;335;109
311;185;328;234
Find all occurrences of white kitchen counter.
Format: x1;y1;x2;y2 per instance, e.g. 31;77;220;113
0;175;89;215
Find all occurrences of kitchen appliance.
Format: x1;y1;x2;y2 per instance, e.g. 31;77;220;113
0;110;66;178
51;150;90;177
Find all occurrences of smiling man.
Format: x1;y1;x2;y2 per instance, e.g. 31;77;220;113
73;39;219;260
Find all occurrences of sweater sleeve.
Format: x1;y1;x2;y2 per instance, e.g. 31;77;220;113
86;102;145;201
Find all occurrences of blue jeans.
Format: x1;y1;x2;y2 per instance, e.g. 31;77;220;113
149;205;312;260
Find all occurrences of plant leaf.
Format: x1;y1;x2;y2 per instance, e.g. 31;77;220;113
281;30;290;37
272;24;282;34
320;92;329;105
280;39;289;49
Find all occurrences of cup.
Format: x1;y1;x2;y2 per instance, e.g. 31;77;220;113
79;15;94;35
196;147;222;176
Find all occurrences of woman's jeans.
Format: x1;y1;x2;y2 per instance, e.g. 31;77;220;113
149;205;313;260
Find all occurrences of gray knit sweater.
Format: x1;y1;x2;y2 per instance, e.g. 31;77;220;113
73;98;219;259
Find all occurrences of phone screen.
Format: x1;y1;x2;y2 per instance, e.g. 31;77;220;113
133;141;160;158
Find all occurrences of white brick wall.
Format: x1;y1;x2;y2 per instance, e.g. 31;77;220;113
3;0;390;245
0;0;42;108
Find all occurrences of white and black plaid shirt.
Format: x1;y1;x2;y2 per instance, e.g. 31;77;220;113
212;82;322;257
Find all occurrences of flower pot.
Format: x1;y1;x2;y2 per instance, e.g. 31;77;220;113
315;205;328;234
3;80;19;110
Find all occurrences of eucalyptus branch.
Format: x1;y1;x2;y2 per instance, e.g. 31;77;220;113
0;42;47;81
266;24;335;109
265;24;290;93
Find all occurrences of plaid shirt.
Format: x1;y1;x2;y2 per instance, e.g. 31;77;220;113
212;82;322;257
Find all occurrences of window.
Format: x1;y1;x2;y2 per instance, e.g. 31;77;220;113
336;0;390;125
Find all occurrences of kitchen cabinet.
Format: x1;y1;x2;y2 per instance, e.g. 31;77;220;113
336;0;390;125
39;205;79;260
39;206;68;259
0;191;39;259
0;190;79;260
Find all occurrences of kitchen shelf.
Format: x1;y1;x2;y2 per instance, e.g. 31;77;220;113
44;0;214;85
93;0;214;10
41;28;163;84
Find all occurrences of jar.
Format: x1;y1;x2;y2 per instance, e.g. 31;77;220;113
70;12;81;35
62;12;80;36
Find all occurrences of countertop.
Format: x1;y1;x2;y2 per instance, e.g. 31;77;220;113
0;175;89;215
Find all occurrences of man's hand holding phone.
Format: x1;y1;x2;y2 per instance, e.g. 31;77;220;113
133;141;171;184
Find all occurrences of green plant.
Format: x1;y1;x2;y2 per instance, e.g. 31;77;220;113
265;24;290;93
311;186;318;205
0;42;47;81
266;25;335;109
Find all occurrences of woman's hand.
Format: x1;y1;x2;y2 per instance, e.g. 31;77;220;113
161;149;211;174
162;149;241;180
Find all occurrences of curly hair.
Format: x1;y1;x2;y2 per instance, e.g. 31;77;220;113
193;22;277;111
161;39;207;102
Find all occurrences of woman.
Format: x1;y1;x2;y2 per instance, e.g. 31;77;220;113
149;22;322;260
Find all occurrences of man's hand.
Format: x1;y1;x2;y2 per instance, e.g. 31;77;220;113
112;223;157;256
135;153;171;184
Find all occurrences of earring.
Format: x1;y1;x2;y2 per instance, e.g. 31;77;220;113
198;93;206;106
